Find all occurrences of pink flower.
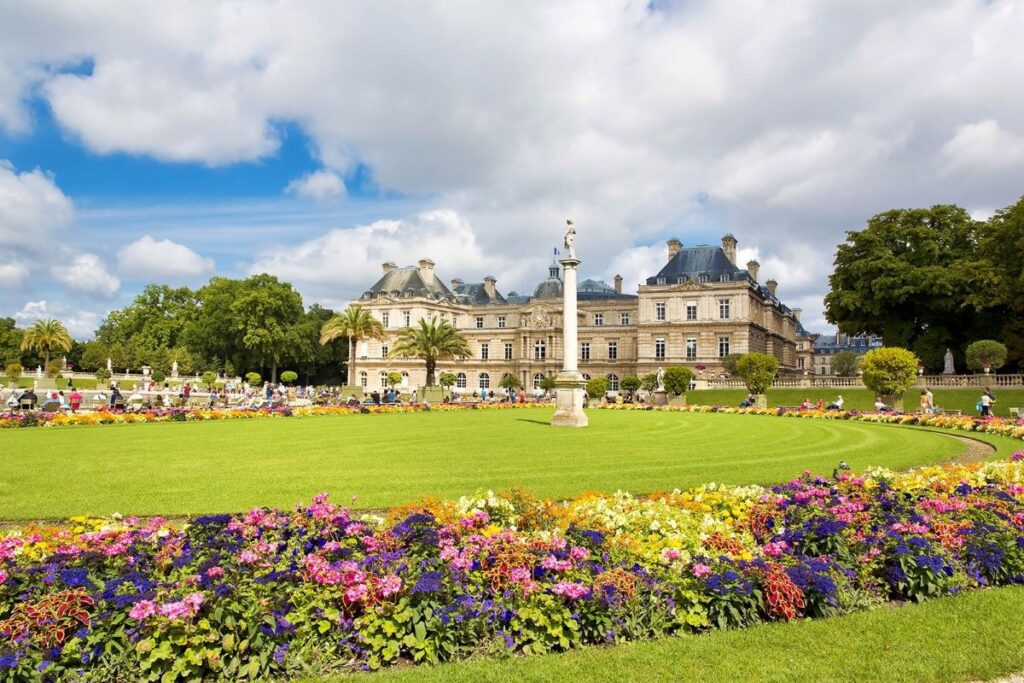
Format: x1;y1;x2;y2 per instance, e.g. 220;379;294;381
206;566;225;578
238;550;260;564
541;555;572;573
1011;450;1023;462
691;563;712;578
376;575;402;598
569;546;590;561
551;581;590;600
762;541;788;558
509;567;532;583
662;548;682;562
129;600;156;621
344;584;369;604
0;569;8;584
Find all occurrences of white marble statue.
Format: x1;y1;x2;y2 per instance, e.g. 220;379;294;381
656;366;665;392
106;357;113;371
172;360;179;377
564;219;577;260
36;365;43;378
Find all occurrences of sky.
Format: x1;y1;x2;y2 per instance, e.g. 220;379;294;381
1;0;1023;339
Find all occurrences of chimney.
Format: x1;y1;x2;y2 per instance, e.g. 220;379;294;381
765;278;778;297
746;259;760;282
613;274;623;294
483;275;497;299
450;278;464;291
721;234;738;266
382;261;397;274
792;308;802;321
667;238;682;261
418;258;435;284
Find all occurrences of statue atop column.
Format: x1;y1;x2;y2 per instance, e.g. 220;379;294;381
564;219;577;260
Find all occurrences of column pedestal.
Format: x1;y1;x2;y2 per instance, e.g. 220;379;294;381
652;390;668;406
552;371;589;427
551;255;588;428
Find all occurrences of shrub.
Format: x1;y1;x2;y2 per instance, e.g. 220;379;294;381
280;370;299;385
861;347;919;396
499;373;521;390
721;353;743;375
620;376;641;395
586;376;609;398
94;368;111;382
735;353;779;394
386;371;403;389
640;373;658;392
831;351;860;377
663;366;694;396
151;370;166;384
438;372;457;391
965;340;1008;372
539;376;556;392
201;370;218;389
245;372;262;386
45;360;63;378
5;362;22;384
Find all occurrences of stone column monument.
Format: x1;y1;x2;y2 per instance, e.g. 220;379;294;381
552;219;589;428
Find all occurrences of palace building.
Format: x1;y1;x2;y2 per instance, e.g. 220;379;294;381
350;235;801;392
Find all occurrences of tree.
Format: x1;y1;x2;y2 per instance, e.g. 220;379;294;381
0;318;24;365
245;372;262;386
663;366;694;396
499;373;521;390
5;362;22;385
229;274;304;383
280;370;298;385
320;305;385;386
620;375;641;397
831;351;860;377
721;353;743;376
539;376;556;392
95;368;111;383
201;371;218;389
151;370;166;384
183;277;244;371
20;319;73;369
965;340;1008;372
640;373;658;392
438;372;457;394
96;284;197;351
586;376;609;399
386;371;403;389
388;318;470;387
860;347;919;410
735;353;779;395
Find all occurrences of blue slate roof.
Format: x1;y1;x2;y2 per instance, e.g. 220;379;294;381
363;266;453;300
453;282;507;305
577;278;637;300
646;245;748;285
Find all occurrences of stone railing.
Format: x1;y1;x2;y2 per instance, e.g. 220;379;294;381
704;374;1024;390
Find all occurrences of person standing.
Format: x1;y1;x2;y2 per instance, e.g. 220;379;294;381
980;390;993;418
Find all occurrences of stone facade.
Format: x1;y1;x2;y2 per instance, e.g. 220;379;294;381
350;235;801;392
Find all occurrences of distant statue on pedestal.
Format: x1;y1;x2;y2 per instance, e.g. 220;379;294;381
172;360;179;378
106;357;113;372
36;365;43;378
656;366;665;392
564;219;577;260
942;348;955;374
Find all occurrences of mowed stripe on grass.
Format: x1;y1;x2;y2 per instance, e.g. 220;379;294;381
0;409;970;519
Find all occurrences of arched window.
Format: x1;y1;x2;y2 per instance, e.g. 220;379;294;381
359;371;368;388
534;339;546;360
401;371;409;388
479;372;490;389
456;372;467;389
533;373;544;389
379;371;388;388
607;374;619;391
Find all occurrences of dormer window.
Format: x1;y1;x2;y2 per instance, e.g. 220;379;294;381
657;277;666;285
677;276;687;284
698;274;708;283
719;274;729;282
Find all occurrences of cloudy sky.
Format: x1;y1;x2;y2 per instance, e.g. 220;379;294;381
2;0;1023;338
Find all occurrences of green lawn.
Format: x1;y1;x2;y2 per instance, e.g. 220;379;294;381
336;586;1024;683
688;387;1024;417
0;408;1009;520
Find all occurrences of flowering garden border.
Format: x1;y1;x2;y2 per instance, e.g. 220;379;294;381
2;447;1023;679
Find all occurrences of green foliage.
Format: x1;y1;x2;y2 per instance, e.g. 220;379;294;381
831;351;861;377
860;347;919;396
586;376;609;398
733;353;779;395
721;354;743;375
151;370;166;384
280;370;299;385
438;372;457;390
620;376;641;394
321;305;385;385
965;339;1008;372
539;376;557;392
386;371;403;389
20;318;73;367
389;318;471;387
0;317;24;365
245;372;262;386
499;373;521;390
663;366;694;395
640;373;658;392
45;360;62;378
201;370;218;389
5;361;22;382
94;368;111;382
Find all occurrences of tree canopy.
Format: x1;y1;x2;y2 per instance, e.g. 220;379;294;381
20;319;73;368
735;353;779;395
388;318;470;387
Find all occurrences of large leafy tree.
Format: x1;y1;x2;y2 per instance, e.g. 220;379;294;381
228;274;305;383
0;317;24;365
183;277;245;370
824;204;993;371
320;305;385;386
97;285;197;350
388;317;470;387
288;305;347;384
20;319;73;368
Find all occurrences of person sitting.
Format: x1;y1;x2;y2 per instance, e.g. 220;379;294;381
69;389;83;412
826;395;844;410
20;388;38;411
815;398;825;410
799;397;813;411
874;396;889;412
739;393;756;408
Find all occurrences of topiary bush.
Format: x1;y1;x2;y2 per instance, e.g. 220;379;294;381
861;347;919;410
663;366;694;396
201;370;218;389
735;353;779;396
245;372;262;386
585;376;609;399
280;370;299;385
151;370;166;384
94;368;111;383
965;340;1008;372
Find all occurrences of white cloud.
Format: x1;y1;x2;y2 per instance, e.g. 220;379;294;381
940;119;1024;172
117;235;215;280
0;160;74;247
51;253;120;298
0;261;30;287
285;169;346;202
13;300;103;339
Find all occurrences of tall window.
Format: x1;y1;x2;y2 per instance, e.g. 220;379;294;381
478;373;490;389
359;371;368;388
533;373;544;389
698;274;708;283
381;344;388;358
686;301;697;320
719;274;729;282
381;312;390;327
718;336;730;357
480;343;489;360
497;315;506;328
607;374;619;391
719;298;730;319
581;342;590;360
686;338;697;359
657;277;666;285
655;338;665;359
620;312;630;325
608;341;618;360
534;339;546;360
402;311;410;327
504;342;513;360
798;358;805;369
456;372;467;389
655;302;666;321
451;315;458;328
475;316;484;329
594;313;604;326
379;371;387;388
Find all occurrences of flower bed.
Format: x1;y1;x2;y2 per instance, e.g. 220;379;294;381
599;403;1024;442
0;401;546;430
2;455;1023;680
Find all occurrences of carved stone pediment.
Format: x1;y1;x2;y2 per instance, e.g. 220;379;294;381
670;281;711;292
522;305;564;329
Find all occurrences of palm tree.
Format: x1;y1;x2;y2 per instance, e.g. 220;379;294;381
388;317;471;387
319;305;385;386
20;318;73;370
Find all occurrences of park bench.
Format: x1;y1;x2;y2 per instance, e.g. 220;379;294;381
1010;407;1020;418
